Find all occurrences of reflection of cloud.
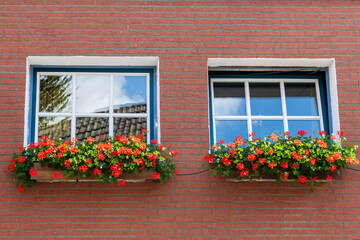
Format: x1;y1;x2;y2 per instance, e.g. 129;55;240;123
113;76;146;106
76;75;110;113
214;98;244;116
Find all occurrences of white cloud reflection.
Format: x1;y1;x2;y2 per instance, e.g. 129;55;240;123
214;98;245;116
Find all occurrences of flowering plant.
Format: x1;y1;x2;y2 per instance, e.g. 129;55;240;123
204;130;359;188
7;133;178;191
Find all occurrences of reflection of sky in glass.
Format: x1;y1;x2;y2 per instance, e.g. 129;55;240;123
250;83;282;116
285;83;318;116
252;120;283;138
113;76;146;108
288;120;320;137
76;75;110;113
38;116;71;141
215;120;247;143
214;98;246;116
213;82;246;116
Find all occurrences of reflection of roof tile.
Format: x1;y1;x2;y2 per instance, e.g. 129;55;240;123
38;104;147;141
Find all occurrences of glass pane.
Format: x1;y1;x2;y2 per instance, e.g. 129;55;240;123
285;83;318;116
114;117;147;137
213;82;246;116
288;120;320;137
76;117;109;142
250;83;282;116
113;76;147;114
39;75;72;113
38;117;71;141
76;75;110;113
215;120;247;143
252;120;283;138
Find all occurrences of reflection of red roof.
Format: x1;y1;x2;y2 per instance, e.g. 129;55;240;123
38;104;147;141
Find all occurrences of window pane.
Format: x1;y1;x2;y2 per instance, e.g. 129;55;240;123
38;117;71;141
39;75;72;113
76;75;110;113
215;120;247;143
252;120;283;138
113;76;147;114
114;117;147;137
76;117;109;142
285;83;318;116
250;83;282;116
288;120;320;137
213;82;246;116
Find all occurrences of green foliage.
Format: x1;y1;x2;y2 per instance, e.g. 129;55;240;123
204;131;358;190
8;135;178;190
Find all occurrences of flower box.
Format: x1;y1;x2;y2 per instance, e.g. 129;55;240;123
31;162;154;183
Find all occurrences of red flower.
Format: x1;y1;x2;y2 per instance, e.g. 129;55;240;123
310;176;318;181
134;158;144;165
93;168;101;176
333;152;341;160
292;163;299;169
98;135;103;139
293;139;302;145
235;136;243;145
297;130;307;136
337;130;344;136
280;172;289;180
204;155;214;163
3;170;7;174
18;156;26;162
236;163;245;170
97;152;105;161
254;148;263;155
79;165;88;172
326;156;334;163
270;132;278;141
19;147;24;151
219;139;224;144
152;173;160;180
29;168;37;176
170;150;178;156
150;139;158;145
309;158;316;165
119;180;126;186
252;164;258;170
280;162;288;169
298;175;307;183
174;169;179;175
249;132;256;137
258;158;266;164
319;130;326;136
69;147;78;154
54;172;62;179
326;175;333;181
17;186;23;192
148;153;158;161
133;150;141;156
221;156;231;166
86;137;95;143
38;152;46;159
64;160;72;168
141;128;148;133
247;154;256;161
330;165;337;172
240;170;249;177
268;162;277;168
85;158;92;164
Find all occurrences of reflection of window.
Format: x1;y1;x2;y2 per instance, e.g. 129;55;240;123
28;68;157;143
209;71;332;144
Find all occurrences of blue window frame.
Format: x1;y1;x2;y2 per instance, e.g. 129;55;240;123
28;66;158;143
209;70;331;144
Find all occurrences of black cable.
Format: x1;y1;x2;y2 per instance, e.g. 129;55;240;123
176;169;210;176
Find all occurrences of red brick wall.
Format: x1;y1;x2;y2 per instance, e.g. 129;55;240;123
1;1;360;239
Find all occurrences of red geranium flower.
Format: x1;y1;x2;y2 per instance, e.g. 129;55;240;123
18;156;26;162
79;165;88;172
330;165;337;172
17;186;23;192
152;173;160;180
221;156;231;166
38;152;46;159
174;169;179;175
297;130;307;136
298;175;307;183
280;162;288;169
236;163;245;170
119;180;126;186
54;172;61;179
337;130;344;136
29;168;37;176
247;154;256;161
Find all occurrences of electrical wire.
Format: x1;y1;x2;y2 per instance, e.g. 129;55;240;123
176;169;210;176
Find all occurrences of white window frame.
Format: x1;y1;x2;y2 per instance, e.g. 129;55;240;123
25;56;160;146
207;58;340;142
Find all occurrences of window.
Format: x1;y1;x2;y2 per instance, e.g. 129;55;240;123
25;57;159;144
208;58;340;144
